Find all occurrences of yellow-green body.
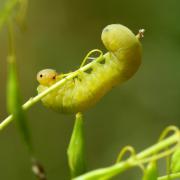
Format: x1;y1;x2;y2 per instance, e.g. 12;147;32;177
37;24;142;114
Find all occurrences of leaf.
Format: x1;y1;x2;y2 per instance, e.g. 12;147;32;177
67;112;86;178
6;55;32;153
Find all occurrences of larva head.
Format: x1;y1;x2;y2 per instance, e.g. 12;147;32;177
37;69;57;86
101;24;139;52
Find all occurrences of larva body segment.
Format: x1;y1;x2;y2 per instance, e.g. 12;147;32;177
37;24;142;114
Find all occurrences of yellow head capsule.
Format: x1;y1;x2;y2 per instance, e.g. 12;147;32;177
37;69;57;86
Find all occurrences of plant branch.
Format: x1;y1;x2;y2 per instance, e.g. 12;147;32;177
74;133;179;180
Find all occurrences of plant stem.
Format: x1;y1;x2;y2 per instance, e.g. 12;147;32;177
0;53;105;130
158;172;180;180
0;0;19;30
74;134;179;180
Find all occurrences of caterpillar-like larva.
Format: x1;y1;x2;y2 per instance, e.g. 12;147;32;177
37;24;143;114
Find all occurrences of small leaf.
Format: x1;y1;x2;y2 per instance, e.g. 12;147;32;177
67;112;86;178
143;161;158;180
6;55;32;152
171;148;180;173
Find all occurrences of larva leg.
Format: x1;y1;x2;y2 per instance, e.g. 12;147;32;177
80;49;103;68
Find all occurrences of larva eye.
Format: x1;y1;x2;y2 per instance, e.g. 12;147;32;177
101;24;138;52
37;69;57;86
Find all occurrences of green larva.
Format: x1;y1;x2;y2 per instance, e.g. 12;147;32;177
37;24;143;114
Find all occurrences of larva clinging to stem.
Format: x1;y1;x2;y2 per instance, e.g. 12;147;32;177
37;24;144;114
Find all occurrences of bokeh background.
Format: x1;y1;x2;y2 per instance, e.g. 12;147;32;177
0;0;180;179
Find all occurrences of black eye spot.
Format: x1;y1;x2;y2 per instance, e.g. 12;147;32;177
52;76;56;80
40;74;43;78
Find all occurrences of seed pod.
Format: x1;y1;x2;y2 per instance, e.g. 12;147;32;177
37;24;142;114
67;113;86;177
143;161;158;180
171;148;180;173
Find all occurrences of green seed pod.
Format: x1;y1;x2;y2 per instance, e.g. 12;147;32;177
67;113;86;177
37;24;142;114
171;148;180;173
143;161;158;180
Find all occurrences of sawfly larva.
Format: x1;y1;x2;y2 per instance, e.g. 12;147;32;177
37;24;143;114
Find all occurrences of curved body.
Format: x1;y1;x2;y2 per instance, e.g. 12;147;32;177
37;24;142;114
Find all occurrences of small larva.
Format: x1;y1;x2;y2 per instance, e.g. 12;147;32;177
37;24;143;114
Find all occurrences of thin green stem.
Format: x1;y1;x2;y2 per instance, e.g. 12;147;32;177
0;52;105;130
80;49;103;68
158;172;180;180
0;0;19;30
7;20;15;56
74;134;179;180
137;146;176;165
116;146;136;163
158;126;180;179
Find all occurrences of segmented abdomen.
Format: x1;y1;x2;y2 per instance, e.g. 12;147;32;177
38;47;141;114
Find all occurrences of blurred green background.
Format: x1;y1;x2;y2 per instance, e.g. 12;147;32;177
0;0;180;179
